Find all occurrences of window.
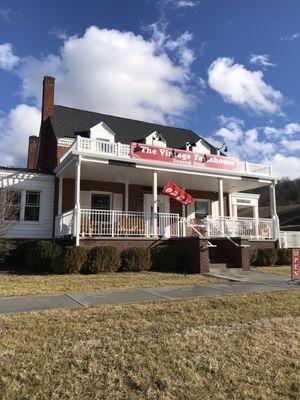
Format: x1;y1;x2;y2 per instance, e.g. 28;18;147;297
194;199;211;220
24;191;40;221
91;194;110;210
5;190;21;220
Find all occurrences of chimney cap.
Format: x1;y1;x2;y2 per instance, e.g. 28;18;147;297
43;76;55;83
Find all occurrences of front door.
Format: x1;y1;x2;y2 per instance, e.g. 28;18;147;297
143;194;170;214
143;194;170;237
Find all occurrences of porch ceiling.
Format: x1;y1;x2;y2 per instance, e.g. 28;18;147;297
60;159;270;193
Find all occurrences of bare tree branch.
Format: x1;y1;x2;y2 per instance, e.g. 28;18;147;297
0;187;21;237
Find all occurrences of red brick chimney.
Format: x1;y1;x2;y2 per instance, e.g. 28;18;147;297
27;135;39;169
42;76;55;121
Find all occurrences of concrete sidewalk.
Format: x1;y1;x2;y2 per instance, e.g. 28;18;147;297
0;270;297;315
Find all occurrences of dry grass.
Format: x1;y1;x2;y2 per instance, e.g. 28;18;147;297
0;290;299;399
254;266;291;277
0;271;220;297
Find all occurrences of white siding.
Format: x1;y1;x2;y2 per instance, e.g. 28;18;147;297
90;122;115;142
211;200;219;218
0;170;55;239
192;139;211;154
80;191;90;208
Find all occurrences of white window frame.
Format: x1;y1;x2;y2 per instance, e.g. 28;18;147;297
194;198;212;220
90;191;113;210
2;189;22;222
24;191;41;222
3;189;42;224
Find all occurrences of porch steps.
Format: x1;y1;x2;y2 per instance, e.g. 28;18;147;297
208;247;235;268
208;263;228;270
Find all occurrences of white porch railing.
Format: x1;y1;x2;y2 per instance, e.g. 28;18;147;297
55;209;180;238
280;231;300;248
186;216;276;240
55;210;75;237
59;137;272;177
239;161;272;176
60;137;130;163
55;209;278;241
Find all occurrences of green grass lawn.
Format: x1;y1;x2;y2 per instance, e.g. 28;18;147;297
0;290;299;399
253;266;291;277
0;271;221;297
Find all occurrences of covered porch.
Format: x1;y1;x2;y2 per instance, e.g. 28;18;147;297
54;155;279;243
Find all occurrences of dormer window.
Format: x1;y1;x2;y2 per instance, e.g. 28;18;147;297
192;139;211;154
89;122;116;143
145;131;167;147
186;142;191;151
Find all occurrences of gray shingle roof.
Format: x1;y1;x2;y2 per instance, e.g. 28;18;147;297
50;105;217;152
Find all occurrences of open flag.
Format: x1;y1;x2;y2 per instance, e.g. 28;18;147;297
162;181;194;205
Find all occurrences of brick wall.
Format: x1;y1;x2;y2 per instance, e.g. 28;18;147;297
42;76;55;121
128;185;228;215
209;238;278;271
27;136;39;169
61;180;228;216
56;146;69;165
79;236;209;274
62;178;125;212
36;119;58;172
248;240;278;252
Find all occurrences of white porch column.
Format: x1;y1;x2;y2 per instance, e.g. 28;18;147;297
182;187;186;237
218;178;225;235
270;181;280;240
253;205;259;239
58;176;63;215
218;178;224;217
270;182;277;217
232;204;238;218
75;156;81;246
153;171;158;236
124;182;129;212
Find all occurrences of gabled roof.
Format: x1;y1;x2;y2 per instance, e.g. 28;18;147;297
50;105;217;153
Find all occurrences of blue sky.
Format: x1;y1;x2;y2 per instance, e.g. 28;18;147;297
0;0;299;178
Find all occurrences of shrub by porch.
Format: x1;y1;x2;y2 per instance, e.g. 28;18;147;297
250;248;291;266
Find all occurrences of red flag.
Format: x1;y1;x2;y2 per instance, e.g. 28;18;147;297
162;181;194;205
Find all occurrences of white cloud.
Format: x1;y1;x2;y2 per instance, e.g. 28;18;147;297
215;115;244;141
218;115;244;128
264;122;300;136
207;57;283;114
211;115;299;178
263;154;300;179
0;26;198;166
0;8;11;21
49;26;68;40
213;115;275;160
197;77;206;89
0;43;20;70
17;26;195;124
0;105;40;167
243;128;274;156
148;22;195;68
281;32;300;41
160;0;200;9
249;54;276;68
281;139;300;152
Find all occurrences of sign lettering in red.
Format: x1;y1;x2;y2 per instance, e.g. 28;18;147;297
291;248;300;281
130;142;240;171
162;181;194;205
